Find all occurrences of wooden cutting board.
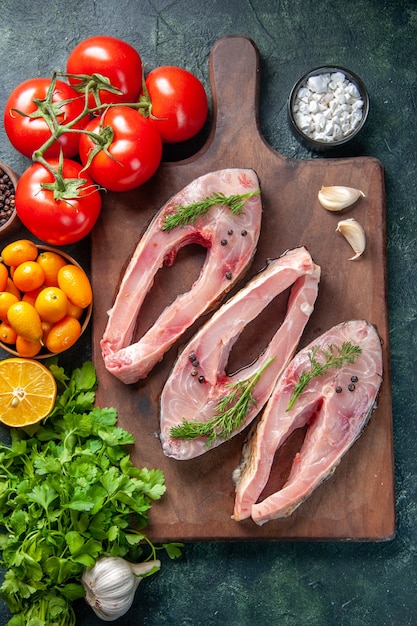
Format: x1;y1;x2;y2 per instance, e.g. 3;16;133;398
91;35;395;541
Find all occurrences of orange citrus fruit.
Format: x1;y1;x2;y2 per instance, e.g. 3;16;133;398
0;322;18;345
0;292;19;322
1;239;38;267
0;264;8;292
66;300;84;320
0;358;57;426
35;287;68;324
15;336;42;358
36;251;67;287
22;287;43;307
45;316;81;353
41;320;53;343
7;301;43;343
12;261;45;293
57;265;92;308
5;277;21;300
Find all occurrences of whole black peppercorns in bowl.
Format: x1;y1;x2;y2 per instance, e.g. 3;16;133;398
0;162;20;237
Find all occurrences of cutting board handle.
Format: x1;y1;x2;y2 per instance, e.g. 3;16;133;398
199;35;286;167
206;35;263;150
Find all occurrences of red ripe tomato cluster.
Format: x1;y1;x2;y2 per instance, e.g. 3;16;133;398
3;36;209;245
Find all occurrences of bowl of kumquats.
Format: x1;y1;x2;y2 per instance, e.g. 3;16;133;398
0;239;92;358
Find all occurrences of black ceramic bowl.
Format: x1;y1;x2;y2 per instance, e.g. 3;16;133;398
288;65;369;152
0;161;21;237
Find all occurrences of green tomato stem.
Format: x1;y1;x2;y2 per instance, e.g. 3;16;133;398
29;70;144;196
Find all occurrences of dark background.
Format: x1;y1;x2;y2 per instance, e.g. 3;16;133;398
0;1;416;624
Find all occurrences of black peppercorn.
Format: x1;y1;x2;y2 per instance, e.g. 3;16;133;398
198;375;205;383
348;383;355;391
351;375;358;383
189;353;199;367
0;169;15;228
221;239;228;246
225;271;232;280
336;386;342;393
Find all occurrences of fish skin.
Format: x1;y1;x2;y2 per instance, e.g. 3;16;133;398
101;169;262;384
160;246;321;460
233;319;383;525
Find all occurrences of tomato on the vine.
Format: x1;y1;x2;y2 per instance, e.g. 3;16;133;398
15;158;102;246
66;36;143;108
3;78;87;159
78;106;163;192
144;66;208;143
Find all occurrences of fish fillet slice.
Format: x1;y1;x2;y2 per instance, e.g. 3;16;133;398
160;246;321;460
101;168;262;384
233;319;383;525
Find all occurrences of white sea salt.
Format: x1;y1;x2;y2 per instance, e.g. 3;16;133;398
293;71;365;143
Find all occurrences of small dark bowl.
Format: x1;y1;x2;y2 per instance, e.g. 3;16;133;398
288;65;369;152
0;161;20;237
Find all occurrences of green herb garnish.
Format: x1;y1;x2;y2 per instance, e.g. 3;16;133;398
0;360;182;626
161;190;260;231
286;341;362;411
170;358;274;446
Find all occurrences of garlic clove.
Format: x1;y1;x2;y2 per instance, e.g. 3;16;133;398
336;218;366;260
318;185;365;211
82;556;161;621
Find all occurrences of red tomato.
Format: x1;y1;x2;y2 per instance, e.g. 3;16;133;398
15;159;102;245
145;66;208;143
79;106;163;192
66;36;143;108
3;78;87;159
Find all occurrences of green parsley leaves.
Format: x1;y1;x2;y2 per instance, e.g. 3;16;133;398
0;360;180;625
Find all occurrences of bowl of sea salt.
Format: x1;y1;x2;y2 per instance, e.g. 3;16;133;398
288;66;369;152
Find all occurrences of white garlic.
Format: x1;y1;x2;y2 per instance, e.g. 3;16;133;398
318;186;365;211
336;218;366;260
82;556;161;621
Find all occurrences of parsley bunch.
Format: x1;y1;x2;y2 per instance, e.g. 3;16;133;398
0;361;180;626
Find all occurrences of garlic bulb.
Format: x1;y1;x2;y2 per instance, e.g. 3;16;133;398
82;556;161;621
336;218;366;260
318;186;365;211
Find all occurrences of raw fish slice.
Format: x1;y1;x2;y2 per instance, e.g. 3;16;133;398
101;168;262;384
160;246;320;460
233;319;383;525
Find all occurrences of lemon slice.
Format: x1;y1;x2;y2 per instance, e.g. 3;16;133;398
0;358;57;427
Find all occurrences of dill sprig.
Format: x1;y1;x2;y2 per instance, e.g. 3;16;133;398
170;357;274;446
286;341;362;411
161;190;260;231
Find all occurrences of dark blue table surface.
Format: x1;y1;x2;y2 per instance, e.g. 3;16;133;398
0;1;416;624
